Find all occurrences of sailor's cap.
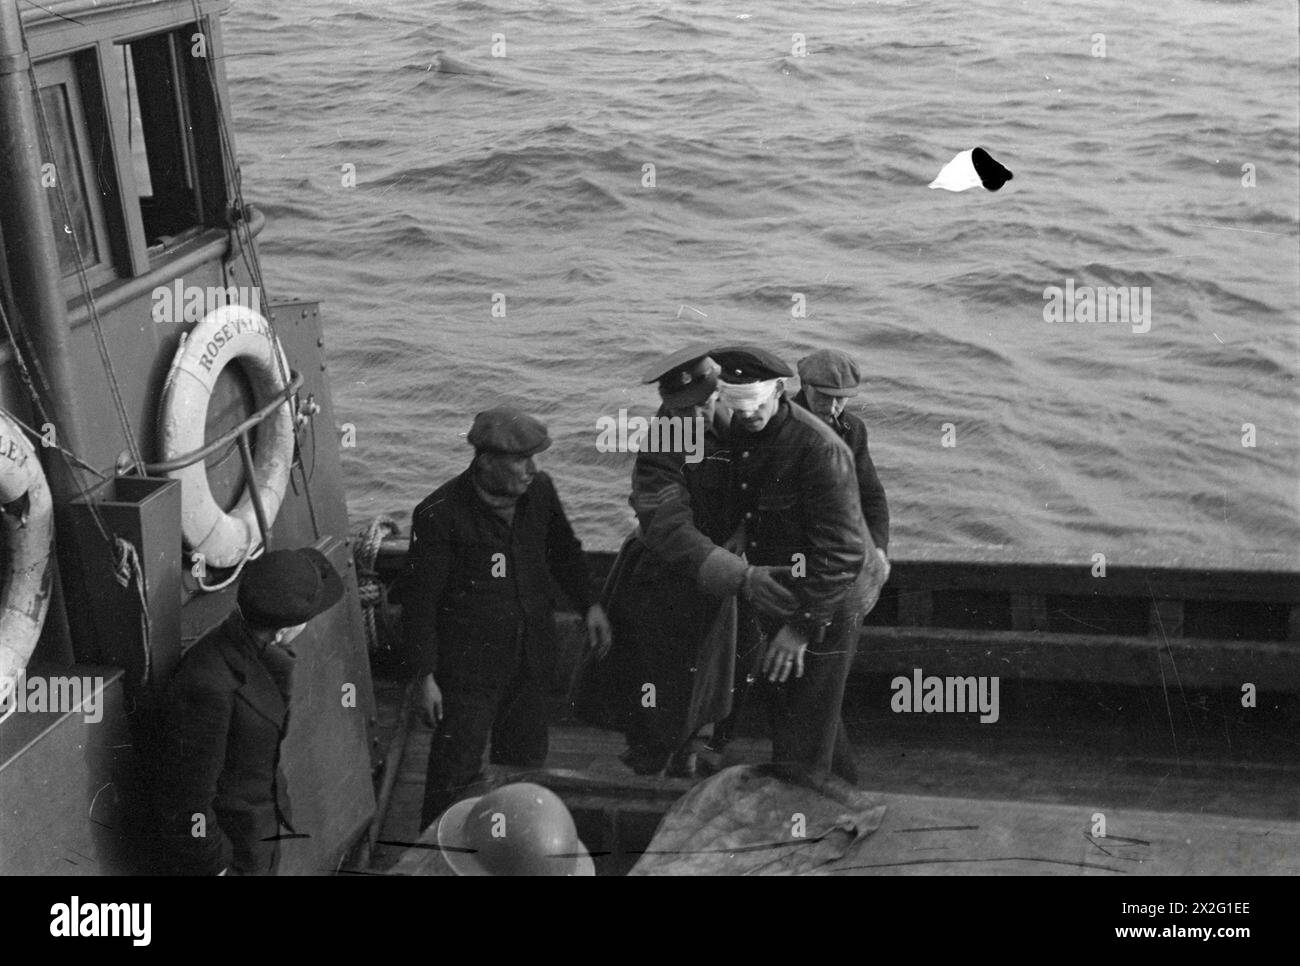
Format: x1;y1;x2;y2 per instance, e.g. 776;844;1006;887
642;342;720;408
711;345;795;383
467;407;552;456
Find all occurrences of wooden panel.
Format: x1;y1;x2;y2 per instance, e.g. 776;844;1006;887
0;665;132;874
1011;594;1048;632
276;535;376;875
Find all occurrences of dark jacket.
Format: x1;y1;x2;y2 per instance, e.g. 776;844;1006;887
792;390;890;553
728;398;871;639
157;614;295;876
402;468;593;687
626;406;734;579
589;407;739;747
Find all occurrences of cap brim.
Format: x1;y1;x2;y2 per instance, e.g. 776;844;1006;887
641;341;718;384
711;344;795;379
660;375;718;410
806;384;858;397
474;437;552;457
297;547;345;618
435;795;596;877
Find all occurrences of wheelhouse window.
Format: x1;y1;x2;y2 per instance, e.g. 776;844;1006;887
34;58;112;282
112;31;208;248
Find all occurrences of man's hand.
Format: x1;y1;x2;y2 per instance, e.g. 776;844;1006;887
419;673;443;728
744;566;797;618
586;603;613;659
762;624;809;683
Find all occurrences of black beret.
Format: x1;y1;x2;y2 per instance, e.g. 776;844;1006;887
711;344;794;383
467;407;552;456
797;349;861;397
238;548;344;629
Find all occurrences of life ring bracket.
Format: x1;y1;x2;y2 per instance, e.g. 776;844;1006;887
143;368;303;551
142;369;303;476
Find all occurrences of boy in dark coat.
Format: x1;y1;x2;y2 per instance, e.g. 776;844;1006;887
157;548;344;875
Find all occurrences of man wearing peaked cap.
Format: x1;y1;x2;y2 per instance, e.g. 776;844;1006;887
579;344;797;778
794;349;891;557
708;344;888;785
404;407;612;827
786;349;893;785
157;548;345;875
640;340;721;410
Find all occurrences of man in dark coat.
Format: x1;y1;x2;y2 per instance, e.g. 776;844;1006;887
591;345;796;776
793;349;891;564
712;345;887;782
404;407;612;828
157;547;344;875
789;349;893;782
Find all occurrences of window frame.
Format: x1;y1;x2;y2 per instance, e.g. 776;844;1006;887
33;55;119;294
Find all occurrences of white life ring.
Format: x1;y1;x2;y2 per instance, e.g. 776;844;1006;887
0;410;54;711
158;305;294;569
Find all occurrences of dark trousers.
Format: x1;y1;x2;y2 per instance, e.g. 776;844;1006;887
420;661;552;830
715;605;861;784
761;607;860;782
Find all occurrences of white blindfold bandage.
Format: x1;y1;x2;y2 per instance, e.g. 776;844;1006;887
719;378;780;412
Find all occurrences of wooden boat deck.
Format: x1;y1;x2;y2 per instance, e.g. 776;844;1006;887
364;673;1300;876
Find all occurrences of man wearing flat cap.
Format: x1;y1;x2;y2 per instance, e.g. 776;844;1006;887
404;407;611;827
157;547;344;875
585;344;796;776
794;349;891;564
711;345;887;784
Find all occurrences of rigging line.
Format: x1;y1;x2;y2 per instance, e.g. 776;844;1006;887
188;1;294;412
17;0;83;27
189;4;329;542
0;298;111;490
0;408;111;481
187;4;266;294
189;3;330;550
0;299;113;543
22;37;144;470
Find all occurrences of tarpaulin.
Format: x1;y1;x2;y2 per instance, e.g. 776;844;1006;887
631;764;887;876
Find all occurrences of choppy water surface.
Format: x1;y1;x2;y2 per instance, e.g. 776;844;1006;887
224;0;1299;555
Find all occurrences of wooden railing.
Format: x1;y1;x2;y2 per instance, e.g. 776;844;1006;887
370;539;1300;690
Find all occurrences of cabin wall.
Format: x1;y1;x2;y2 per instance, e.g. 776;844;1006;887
1;0;375;875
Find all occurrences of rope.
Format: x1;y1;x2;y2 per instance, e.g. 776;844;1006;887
353;515;400;653
191;538;264;594
188;4;330;548
112;537;151;686
0;296;113;543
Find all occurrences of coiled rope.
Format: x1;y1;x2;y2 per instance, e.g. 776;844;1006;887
354;515;401;653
